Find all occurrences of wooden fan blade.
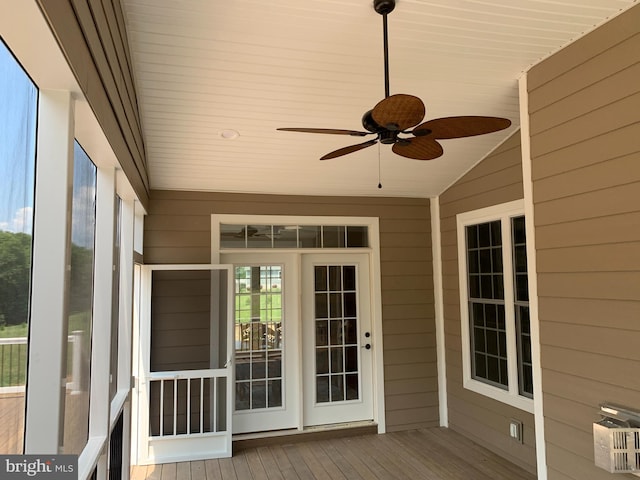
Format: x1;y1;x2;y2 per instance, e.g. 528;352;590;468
277;127;369;137
392;137;444;160
413;116;511;139
371;94;425;131
320;139;378;160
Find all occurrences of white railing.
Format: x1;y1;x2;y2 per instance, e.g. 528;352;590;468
147;368;228;438
0;334;84;394
0;337;27;393
0;337;27;345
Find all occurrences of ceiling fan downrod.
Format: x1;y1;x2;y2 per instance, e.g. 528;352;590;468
374;0;395;98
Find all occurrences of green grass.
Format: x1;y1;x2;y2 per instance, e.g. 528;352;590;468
235;292;282;322
0;312;88;339
0;323;28;338
0;323;28;387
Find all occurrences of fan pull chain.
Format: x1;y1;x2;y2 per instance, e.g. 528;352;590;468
378;143;382;189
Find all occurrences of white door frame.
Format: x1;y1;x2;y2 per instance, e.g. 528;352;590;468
133;264;234;464
212;214;386;434
221;252;300;434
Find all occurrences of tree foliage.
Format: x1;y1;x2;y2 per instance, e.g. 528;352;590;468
0;230;95;325
0;231;32;325
69;242;95;314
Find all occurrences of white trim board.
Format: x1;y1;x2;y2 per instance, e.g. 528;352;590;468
519;73;548;480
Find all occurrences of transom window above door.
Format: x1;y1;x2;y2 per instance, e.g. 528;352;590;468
220;224;368;249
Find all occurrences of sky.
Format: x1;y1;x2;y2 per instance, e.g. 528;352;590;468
0;39;37;235
1;39;97;248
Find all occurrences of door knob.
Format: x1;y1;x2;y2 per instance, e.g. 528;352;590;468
364;344;371;350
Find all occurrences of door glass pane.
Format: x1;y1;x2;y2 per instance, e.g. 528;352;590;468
234;265;283;411
0;40;38;455
313;265;360;403
316;320;328;346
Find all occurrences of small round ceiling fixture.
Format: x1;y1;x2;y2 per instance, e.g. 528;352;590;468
219;129;239;139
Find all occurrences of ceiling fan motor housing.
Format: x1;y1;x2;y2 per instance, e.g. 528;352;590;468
379;130;398;144
362;110;384;133
373;0;396;15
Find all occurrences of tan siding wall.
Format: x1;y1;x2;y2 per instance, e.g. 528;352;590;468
439;131;537;474
527;5;640;480
150;270;211;372
144;190;438;432
36;0;149;207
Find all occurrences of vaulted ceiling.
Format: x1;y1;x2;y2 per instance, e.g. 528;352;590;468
122;0;636;198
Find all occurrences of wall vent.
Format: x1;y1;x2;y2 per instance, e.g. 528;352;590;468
594;404;640;475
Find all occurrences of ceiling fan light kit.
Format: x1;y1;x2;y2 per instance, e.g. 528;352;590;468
277;0;511;161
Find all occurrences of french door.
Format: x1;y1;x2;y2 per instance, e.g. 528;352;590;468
222;252;374;435
222;253;299;434
302;253;374;426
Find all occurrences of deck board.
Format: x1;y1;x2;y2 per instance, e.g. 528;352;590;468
131;427;537;480
190;461;207;480
0;393;25;454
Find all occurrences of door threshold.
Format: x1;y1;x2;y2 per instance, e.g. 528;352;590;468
233;421;377;452
303;419;376;432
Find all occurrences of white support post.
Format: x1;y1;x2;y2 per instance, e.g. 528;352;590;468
430;196;448;427
116;194;135;398
80;166;116;477
90;166;116;438
130;262;143;466
25;90;74;454
115;196;135;478
519;73;548;480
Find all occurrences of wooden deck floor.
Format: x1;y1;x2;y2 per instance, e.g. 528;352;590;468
0;393;25;454
130;427;537;480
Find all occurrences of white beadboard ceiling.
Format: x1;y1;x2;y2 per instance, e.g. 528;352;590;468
122;0;636;198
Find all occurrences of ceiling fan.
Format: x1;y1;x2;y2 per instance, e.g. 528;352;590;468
277;0;511;161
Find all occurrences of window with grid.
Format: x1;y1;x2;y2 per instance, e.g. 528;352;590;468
512;216;533;398
457;201;534;411
466;220;508;389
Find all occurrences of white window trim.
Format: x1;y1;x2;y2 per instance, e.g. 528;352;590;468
456;199;534;414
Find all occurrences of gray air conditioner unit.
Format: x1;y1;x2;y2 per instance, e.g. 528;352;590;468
594;404;640;475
